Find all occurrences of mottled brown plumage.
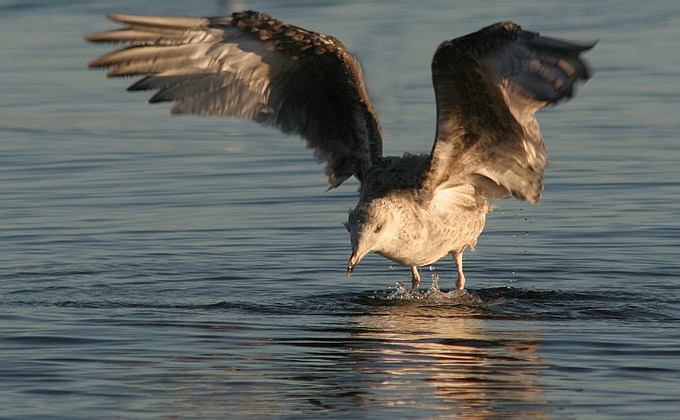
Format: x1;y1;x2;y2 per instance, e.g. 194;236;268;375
86;12;594;289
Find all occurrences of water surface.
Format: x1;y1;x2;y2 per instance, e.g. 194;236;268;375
1;0;679;418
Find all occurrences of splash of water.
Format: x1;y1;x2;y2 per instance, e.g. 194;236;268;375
385;272;482;305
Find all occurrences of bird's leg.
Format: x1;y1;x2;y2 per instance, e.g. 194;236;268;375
410;266;421;290
453;251;466;290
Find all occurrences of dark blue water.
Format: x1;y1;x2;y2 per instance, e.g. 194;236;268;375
2;0;679;418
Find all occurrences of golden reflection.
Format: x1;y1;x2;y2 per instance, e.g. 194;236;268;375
350;300;548;418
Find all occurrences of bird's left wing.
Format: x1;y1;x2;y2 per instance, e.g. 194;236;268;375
421;22;594;207
86;11;383;188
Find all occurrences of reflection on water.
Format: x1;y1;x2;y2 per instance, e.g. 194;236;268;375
86;298;549;417
350;301;547;417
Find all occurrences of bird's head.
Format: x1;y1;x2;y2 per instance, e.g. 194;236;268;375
345;199;396;277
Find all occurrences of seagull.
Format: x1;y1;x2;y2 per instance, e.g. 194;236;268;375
86;11;594;290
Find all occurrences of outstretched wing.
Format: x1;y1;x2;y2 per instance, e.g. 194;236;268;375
86;11;383;188
421;22;594;207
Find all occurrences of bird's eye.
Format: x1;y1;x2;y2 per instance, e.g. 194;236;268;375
374;224;383;233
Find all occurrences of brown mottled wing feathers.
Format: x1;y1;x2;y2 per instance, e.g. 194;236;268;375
86;11;382;188
423;22;594;205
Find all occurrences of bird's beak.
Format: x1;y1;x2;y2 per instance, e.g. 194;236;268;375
347;247;366;277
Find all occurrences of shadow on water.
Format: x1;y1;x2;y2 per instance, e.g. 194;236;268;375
25;276;672;324
219;278;678;324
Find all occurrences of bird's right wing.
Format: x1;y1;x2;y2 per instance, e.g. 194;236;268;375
86;11;383;188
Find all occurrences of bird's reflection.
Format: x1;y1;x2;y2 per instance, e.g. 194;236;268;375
105;289;550;417
348;296;549;418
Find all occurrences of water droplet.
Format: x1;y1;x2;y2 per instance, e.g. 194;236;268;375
387;282;408;300
430;273;440;291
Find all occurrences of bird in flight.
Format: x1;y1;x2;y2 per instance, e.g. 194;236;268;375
86;11;594;290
